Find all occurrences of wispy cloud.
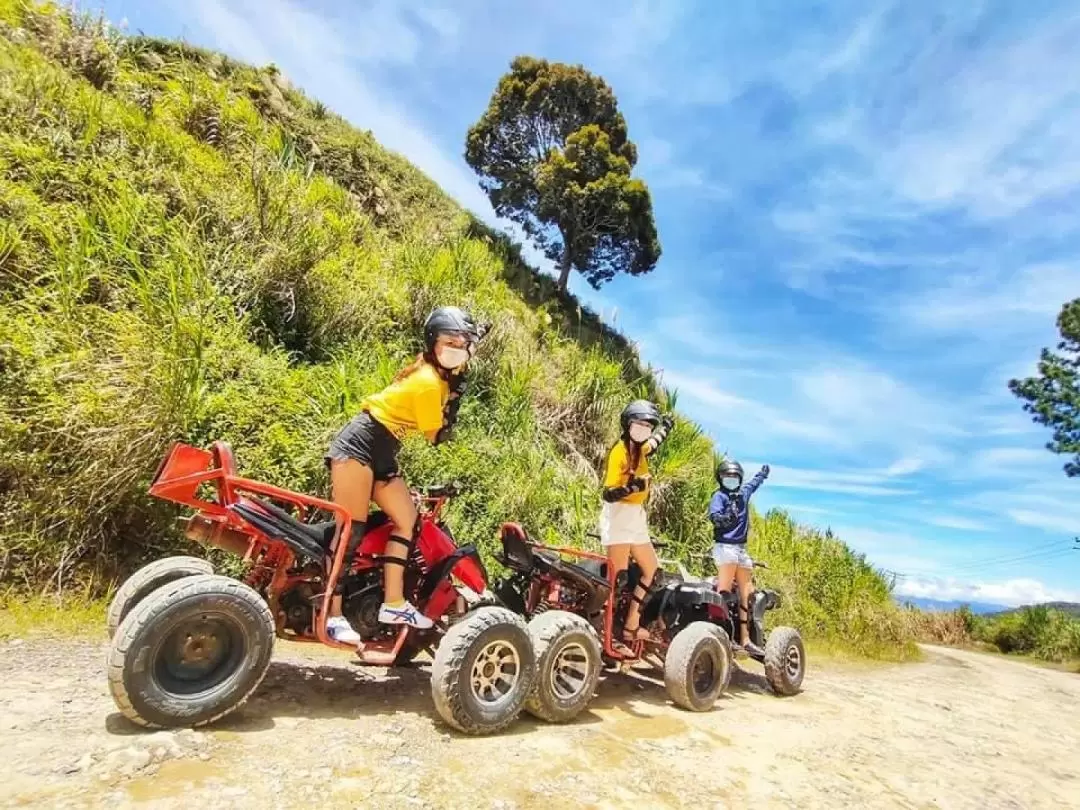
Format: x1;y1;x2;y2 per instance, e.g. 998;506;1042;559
923;515;991;532
759;464;913;497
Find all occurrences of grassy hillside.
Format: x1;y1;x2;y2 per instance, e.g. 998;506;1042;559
0;2;916;658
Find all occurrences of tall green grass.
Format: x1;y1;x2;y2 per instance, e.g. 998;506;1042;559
0;1;917;657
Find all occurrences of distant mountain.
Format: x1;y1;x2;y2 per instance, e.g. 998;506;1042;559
984;601;1080;618
894;596;1008;615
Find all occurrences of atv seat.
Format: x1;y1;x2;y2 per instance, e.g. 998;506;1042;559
229;497;375;562
572;558;608;581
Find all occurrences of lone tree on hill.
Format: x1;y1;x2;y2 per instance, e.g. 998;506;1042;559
1009;297;1080;476
465;56;661;294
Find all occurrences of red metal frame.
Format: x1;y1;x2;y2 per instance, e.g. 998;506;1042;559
151;441;483;663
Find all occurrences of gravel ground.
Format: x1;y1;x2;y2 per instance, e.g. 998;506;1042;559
2;637;1078;809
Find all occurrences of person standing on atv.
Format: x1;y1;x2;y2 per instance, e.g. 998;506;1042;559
599;400;674;645
323;306;483;644
709;458;770;656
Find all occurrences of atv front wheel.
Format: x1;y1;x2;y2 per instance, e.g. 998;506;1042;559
107;574;274;728
663;622;733;712
523;610;601;723
430;606;535;735
763;626;805;696
105;555;214;640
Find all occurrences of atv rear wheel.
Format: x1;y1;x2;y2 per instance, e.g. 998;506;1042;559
663;622;733;712
107;574;274;729
763;626;805;696
430;606;535;735
105;556;214;640
523;610;601;723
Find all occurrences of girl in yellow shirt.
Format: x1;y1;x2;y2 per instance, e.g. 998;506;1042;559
599;399;674;643
323;306;482;642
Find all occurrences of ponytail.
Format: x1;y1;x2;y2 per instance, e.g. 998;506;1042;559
621;437;642;480
393;353;427;383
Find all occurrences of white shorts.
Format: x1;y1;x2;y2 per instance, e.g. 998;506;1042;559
713;543;753;569
598;502;651;546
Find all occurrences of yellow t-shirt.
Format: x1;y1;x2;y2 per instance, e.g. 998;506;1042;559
361;363;449;440
603;441;650;505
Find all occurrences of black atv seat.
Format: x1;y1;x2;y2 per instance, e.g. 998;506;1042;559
230;497;378;561
572;557;608;582
533;550;610;592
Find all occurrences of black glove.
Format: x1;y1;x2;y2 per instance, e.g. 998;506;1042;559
448;371;468;397
762;464;770;478
627;476;648;493
661;415;675;432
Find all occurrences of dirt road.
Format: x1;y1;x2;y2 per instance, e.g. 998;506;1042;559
2;637;1077;810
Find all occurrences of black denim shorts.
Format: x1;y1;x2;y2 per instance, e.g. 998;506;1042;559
325;412;402;482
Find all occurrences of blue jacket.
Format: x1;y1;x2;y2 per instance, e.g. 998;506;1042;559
709;469;768;545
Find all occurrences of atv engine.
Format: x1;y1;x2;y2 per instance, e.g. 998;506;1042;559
341;571;395;641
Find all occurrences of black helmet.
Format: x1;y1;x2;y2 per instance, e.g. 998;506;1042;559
620;399;660;433
424;306;479;353
716;458;744;490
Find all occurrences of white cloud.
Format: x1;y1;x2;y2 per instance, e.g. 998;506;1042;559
965;482;1080;536
885;457;925;476
751;463;913;497
661;372;841;445
1006;509;1077;536
923;515;991;532
897;262;1080;335
969;446;1054;470
895;576;1080;608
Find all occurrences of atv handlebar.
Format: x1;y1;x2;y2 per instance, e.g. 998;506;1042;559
420;482;461;499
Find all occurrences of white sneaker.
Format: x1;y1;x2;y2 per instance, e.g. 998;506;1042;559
378;601;434;629
326;616;362;644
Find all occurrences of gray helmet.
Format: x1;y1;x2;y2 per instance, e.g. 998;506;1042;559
716;458;744;490
423;306;479;353
620;399;660;433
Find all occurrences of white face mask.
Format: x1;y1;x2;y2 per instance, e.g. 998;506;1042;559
721;476;742;491
435;346;470;370
628;422;653;443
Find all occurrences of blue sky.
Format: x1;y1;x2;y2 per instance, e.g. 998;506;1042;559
100;0;1080;606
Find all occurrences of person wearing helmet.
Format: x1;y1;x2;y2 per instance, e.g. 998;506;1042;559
322;306;484;643
598;399;675;645
709;458;770;655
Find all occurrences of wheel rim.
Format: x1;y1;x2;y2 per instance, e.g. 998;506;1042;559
152;613;246;697
550;642;591;701
470;639;521;709
691;647;719;697
785;644;802;680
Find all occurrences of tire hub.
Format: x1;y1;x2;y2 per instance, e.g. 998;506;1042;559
785;644;802;679
470;640;521;709
154;613;243;696
551;642;590;701
692;649;718;697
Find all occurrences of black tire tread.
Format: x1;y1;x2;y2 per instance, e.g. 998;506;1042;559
106;573;274;729
763;625;805;696
430;606;534;736
663;621;733;712
523;610;601;723
105;555;213;639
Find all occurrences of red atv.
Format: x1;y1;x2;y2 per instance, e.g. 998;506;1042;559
105;441;536;736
